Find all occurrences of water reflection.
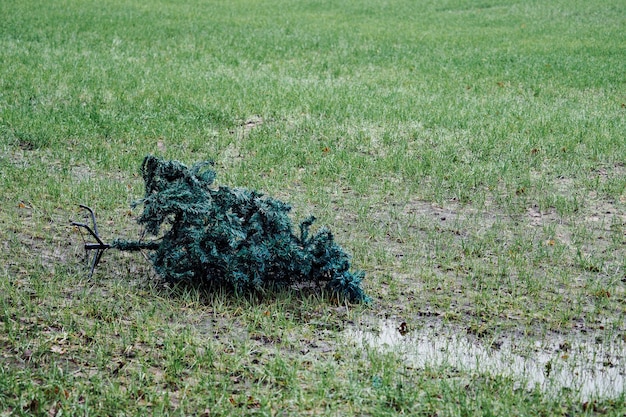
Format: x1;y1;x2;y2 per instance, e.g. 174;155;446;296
346;320;625;400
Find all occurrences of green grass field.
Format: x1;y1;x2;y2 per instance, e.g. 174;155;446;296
1;0;625;415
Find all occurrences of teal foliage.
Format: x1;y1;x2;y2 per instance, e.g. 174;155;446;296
112;155;369;302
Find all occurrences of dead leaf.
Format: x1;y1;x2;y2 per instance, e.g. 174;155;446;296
26;398;40;413
246;396;261;409
594;289;610;298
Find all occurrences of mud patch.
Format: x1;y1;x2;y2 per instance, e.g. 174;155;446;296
230;115;264;139
241;115;264;132
346;320;625;400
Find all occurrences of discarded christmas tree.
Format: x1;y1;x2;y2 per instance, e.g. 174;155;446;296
109;155;369;302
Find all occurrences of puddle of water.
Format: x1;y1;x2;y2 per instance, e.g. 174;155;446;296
346;321;626;400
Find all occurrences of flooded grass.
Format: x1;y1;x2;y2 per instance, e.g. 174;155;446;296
347;320;626;401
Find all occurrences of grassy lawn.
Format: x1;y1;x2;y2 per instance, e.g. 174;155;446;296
1;0;625;415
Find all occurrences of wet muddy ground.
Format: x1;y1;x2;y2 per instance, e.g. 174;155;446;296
346;318;626;401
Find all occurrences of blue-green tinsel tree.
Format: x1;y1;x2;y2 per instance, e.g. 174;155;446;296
112;155;369;303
